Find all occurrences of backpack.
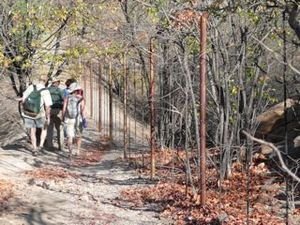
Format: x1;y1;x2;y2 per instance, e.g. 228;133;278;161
66;95;83;119
48;86;63;109
23;85;43;117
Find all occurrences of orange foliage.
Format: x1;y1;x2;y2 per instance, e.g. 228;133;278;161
121;151;296;224
171;9;200;29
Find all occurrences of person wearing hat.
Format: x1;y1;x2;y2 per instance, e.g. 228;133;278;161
46;77;64;151
62;82;86;158
63;78;77;99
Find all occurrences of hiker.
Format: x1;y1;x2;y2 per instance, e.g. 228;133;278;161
20;77;52;155
62;83;86;157
63;78;77;99
46;77;64;150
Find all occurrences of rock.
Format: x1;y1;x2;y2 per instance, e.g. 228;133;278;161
28;178;35;186
260;144;273;155
42;181;50;189
293;136;300;147
256;99;297;136
79;194;89;201
255;98;300;156
217;212;228;223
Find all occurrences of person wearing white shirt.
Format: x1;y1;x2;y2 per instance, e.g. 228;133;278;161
21;78;52;155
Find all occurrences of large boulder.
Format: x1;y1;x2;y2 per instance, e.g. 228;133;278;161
255;98;300;154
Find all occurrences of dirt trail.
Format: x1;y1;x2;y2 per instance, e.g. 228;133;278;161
0;125;170;225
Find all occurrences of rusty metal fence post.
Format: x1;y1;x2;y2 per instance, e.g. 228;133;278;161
133;64;137;145
98;63;102;132
90;61;94;119
109;61;113;140
127;66;131;155
103;65;107;136
199;13;208;206
83;71;87;104
123;54;128;159
149;38;156;179
141;69;145;146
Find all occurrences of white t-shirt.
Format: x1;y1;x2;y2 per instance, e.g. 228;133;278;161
22;83;52;118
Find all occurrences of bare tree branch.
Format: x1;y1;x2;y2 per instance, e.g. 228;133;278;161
242;130;300;183
251;36;300;76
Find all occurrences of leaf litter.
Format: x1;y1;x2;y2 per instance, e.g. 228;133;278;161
119;149;299;225
0;179;14;212
25;166;78;181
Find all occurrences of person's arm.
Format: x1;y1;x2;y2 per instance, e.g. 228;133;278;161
80;98;87;128
63;88;69;99
21;85;33;102
16;97;23;102
62;97;68;120
80;98;86;119
43;89;52;124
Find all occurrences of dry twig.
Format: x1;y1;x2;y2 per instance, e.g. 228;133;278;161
242;130;300;183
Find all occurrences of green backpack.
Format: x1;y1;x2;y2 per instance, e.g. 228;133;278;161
23;85;43;117
48;86;63;109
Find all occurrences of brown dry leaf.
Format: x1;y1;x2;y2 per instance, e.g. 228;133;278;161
72;150;103;167
119;152;294;224
25;166;78;181
0;179;14;206
123;159;292;225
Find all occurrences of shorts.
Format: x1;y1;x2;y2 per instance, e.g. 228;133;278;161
24;117;46;129
64;118;83;138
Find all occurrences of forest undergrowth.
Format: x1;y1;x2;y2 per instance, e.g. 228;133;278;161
122;149;300;225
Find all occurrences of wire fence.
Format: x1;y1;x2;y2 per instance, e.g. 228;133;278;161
80;60;150;155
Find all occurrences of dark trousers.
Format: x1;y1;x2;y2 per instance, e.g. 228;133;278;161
46;108;64;150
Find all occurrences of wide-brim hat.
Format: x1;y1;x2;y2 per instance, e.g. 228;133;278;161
52;77;61;83
69;82;82;93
